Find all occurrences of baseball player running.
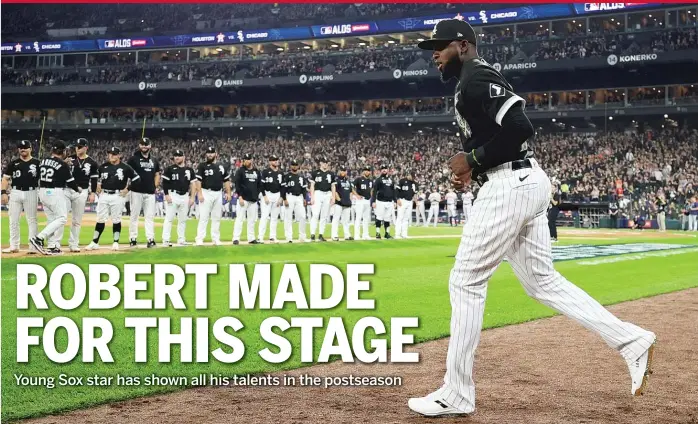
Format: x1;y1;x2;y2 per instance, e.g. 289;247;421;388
445;188;458;226
331;166;353;241
415;191;427;226
395;171;417;239
161;149;196;247
127;137;161;248
309;157;336;242
461;189;474;224
408;19;657;417
372;164;396;239
195;146;231;245
65;138;99;252
258;155;284;243
426;190;441;227
2;140;40;253
352;166;374;240
281;159;307;243
233;153;264;245
86;147;139;251
30;142;82;255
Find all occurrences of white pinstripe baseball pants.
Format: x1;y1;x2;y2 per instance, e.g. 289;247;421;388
7;189;39;249
438;160;656;413
258;192;281;241
129;192;156;241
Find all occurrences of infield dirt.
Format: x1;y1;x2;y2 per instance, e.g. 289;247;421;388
17;288;698;424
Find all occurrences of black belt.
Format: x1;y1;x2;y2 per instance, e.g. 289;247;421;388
475;159;533;186
202;188;221;192
12;187;36;191
103;189;119;194
170;190;188;196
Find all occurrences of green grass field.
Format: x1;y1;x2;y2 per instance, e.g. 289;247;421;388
2;214;698;421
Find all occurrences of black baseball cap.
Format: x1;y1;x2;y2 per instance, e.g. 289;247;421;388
339;165;347;172
17;140;31;149
269;154;279;161
76;138;88;147
380;163;389;170
206;146;216;154
243;153;253;160
173;149;184;157
140;137;152;146
318;157;328;163
108;146;121;155
418;19;478;50
290;159;299;166
362;165;371;172
52;141;66;152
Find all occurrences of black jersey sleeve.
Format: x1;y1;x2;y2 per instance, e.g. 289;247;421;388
126;164;140;182
463;69;526;126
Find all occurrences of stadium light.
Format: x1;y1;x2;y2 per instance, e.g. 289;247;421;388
359;42;366;46
417;38;424;42
240;127;244;130
388;40;395;44
320;125;324;129
551;118;556;122
456;132;460;137
303;45;311;49
664;114;669;118
408;123;412;127
361;124;365;128
277;47;284;51
216;48;223;52
609;116;613;121
331;44;339;48
277;126;281;129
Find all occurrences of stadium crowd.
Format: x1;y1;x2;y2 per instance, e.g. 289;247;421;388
3;27;696;87
3;128;696;220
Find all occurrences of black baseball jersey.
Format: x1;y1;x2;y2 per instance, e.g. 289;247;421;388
373;175;396;202
609;202;619;214
39;157;79;190
162;165;196;195
353;177;373;200
98;162;140;191
68;154;99;192
127;152;161;194
311;170;335;192
234;166;265;202
455;58;533;167
655;199;666;213
281;172;307;199
261;168;283;193
196;162;229;191
397;178;417;200
550;190;561;208
3;157;40;190
335;175;353;207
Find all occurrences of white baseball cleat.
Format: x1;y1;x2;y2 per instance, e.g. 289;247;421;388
178;241;191;246
2;247;19;253
112;242;119;251
85;242;99;250
408;392;471;417
162;242;173;247
69;246;81;252
627;337;657;396
195;241;204;246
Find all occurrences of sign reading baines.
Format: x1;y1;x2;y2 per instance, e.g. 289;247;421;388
0;3;659;55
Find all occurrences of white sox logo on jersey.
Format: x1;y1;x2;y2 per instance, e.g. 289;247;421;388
83;163;92;176
219;165;225;175
116;169;124;180
185;169;192;180
28;164;37;177
453;94;472;138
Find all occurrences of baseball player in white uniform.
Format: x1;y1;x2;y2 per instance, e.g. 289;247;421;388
352;166;374;240
309;158;336;242
195;146;230;245
414;191;427;226
2;140;40;253
372;164;396;239
395;171;417;239
426;191;441;227
331;166;353;241
86;147;140;251
233;153;264;245
257;155;284;242
445;188;458;226
461;189;474;224
409;20;657;417
127;138;161;248
65;138;99;252
161;149;196;247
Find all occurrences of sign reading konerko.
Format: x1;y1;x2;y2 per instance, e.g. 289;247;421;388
606;53;659;66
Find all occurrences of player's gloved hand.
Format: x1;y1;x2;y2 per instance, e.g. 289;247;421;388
448;152;473;184
165;195;172;204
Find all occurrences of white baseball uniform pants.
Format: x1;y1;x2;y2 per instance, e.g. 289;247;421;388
65;187;88;249
162;193;189;244
395;199;412;238
258;191;281;241
463;205;472;224
234;200;258;242
426;205;439;227
129;192;156;241
415;203;426;225
690;214;698;231
374;200;394;222
656;212;666;231
196;189;222;244
331;205;351;239
38;188;68;248
284;194;306;241
438;160;656;413
354;198;372;239
96;192;125;223
447;204;457;217
310;190;332;236
156;201;165;217
7;189;38;250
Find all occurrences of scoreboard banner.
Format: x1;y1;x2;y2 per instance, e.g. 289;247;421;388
1;3;659;55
